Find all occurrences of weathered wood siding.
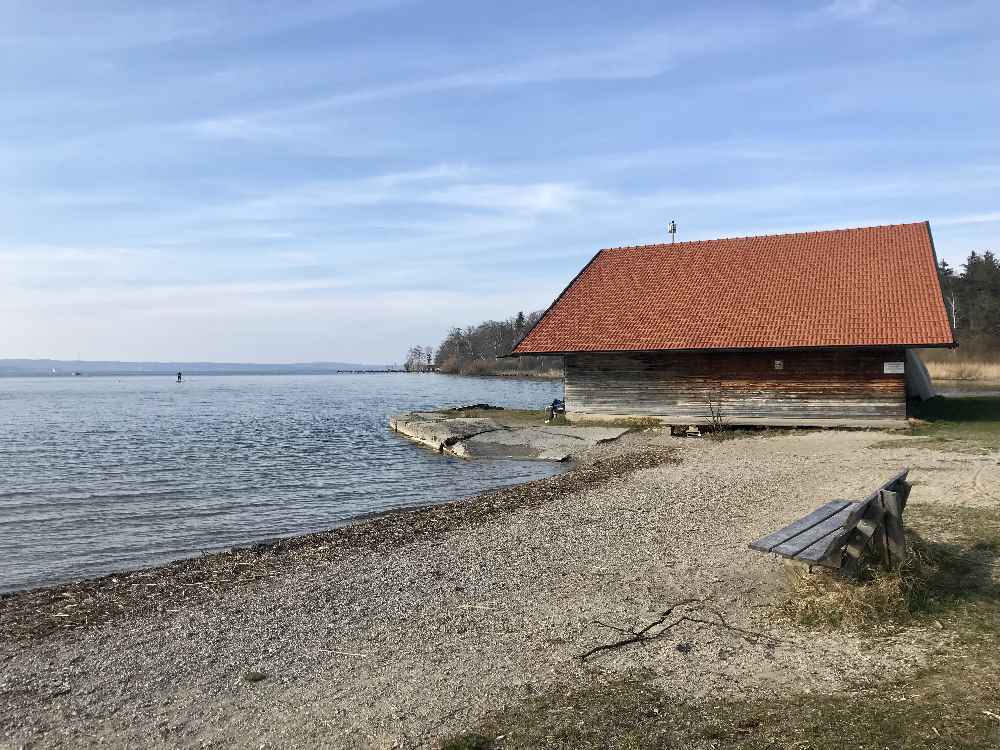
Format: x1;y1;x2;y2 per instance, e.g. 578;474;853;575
565;349;907;426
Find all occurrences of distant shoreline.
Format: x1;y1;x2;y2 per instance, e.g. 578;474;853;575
0;358;388;378
0;370;403;378
0;370;561;379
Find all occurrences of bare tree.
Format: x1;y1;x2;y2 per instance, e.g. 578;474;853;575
410;310;561;376
704;387;728;432
404;345;424;372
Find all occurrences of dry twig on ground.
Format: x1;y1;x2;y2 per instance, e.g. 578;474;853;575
580;600;778;662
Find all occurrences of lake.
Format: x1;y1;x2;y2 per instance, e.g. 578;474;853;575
0;374;564;592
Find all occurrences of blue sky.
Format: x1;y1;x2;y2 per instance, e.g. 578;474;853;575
3;0;998;363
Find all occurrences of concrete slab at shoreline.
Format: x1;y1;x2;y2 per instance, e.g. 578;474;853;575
388;412;501;451
388;410;630;461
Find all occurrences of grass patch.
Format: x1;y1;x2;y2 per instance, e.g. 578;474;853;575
913;396;1000;423
439;409;658;430
873;436;949;450
440;654;1000;749
892;396;1000;452
440;506;1000;750
782;505;998;635
780;549;929;632
441;407;550;426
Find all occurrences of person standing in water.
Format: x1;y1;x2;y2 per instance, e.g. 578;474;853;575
176;371;183;383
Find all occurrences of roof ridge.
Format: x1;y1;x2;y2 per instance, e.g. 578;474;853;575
599;220;928;253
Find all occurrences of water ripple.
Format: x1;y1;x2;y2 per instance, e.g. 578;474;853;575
0;373;564;592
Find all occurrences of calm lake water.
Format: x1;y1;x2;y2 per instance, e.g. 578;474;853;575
0;374;564;592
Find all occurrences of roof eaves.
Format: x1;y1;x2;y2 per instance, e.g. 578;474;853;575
923;220;959;348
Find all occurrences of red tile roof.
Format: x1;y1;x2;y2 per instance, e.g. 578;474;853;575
512;222;955;354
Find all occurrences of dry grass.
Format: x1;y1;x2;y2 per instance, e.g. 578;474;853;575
780;505;999;636
926;359;1000;382
779;544;940;633
435;407;659;431
907;396;1000;451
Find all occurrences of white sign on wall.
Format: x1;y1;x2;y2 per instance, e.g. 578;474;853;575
883;361;905;374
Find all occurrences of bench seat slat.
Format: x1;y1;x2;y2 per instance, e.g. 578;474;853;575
770;504;858;558
750;501;850;553
796;528;847;564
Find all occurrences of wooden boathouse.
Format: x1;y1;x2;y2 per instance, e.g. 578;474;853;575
509;222;956;428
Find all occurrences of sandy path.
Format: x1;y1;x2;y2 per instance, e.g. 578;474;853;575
2;429;994;748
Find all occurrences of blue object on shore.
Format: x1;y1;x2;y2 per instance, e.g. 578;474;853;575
547;398;566;420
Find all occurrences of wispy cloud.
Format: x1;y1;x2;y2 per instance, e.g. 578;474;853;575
423;182;598;214
188;15;781;142
208;166;593;223
935;211;1000;227
0;1;406;52
823;0;905;22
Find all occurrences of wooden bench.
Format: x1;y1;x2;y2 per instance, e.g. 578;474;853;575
750;469;912;570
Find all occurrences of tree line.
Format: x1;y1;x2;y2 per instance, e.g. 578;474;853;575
938;249;1000;358
404;310;562;376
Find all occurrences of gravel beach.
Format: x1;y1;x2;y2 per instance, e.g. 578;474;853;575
2;428;996;748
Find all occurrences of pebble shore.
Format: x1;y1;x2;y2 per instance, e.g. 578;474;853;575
2;428;992;748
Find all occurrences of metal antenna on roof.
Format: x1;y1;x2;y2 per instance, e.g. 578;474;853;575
668;220;677;244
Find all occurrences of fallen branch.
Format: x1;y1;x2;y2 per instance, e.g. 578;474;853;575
579;600;778;663
579;599;699;662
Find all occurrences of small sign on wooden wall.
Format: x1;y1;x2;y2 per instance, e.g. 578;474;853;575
883;361;905;374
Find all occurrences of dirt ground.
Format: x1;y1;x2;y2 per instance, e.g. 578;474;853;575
1;428;997;748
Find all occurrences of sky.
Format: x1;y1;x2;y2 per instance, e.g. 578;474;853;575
2;0;998;364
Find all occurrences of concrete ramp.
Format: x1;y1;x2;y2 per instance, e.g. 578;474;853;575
452;426;630;461
389;412;629;461
387;413;501;452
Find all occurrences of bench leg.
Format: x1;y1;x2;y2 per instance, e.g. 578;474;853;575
880;489;907;568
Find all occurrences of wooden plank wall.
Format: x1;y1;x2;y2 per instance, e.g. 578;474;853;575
565;349;907;424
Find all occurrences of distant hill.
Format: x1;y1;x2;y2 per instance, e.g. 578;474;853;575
0;359;393;377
